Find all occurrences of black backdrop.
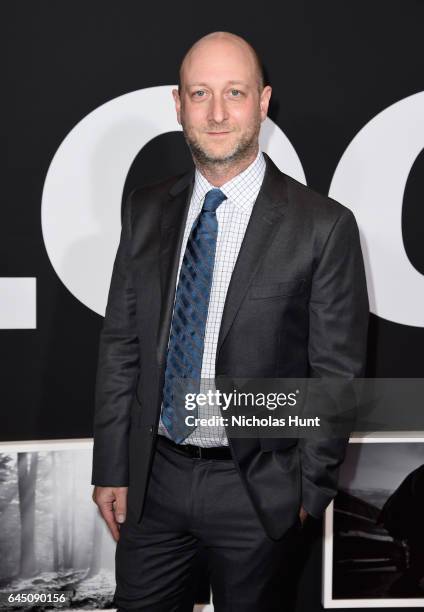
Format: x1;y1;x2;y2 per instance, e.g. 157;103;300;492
4;2;424;610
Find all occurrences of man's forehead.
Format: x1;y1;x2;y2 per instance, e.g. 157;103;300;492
182;56;256;86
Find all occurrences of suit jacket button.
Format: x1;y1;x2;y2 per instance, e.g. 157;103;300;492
149;425;154;434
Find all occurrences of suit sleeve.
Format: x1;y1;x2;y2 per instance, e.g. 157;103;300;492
91;192;140;487
299;208;369;518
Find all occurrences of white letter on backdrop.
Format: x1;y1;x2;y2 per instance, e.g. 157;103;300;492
41;86;305;316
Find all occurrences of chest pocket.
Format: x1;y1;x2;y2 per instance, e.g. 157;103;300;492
249;279;305;299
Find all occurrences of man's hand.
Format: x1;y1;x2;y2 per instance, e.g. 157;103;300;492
299;505;309;526
92;486;128;542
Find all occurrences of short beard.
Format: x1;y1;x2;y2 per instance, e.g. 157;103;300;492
182;120;261;170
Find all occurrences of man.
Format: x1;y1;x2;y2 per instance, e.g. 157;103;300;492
92;31;369;611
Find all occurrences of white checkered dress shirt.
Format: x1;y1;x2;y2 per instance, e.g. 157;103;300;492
158;150;266;446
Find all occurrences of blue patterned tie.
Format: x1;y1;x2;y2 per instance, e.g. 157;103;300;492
161;188;227;443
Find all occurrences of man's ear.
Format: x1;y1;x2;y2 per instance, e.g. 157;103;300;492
172;88;182;125
259;85;272;122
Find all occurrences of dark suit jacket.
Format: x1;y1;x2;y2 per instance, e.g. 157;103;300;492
91;152;369;540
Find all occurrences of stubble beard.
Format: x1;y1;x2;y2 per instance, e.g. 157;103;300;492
182;117;261;171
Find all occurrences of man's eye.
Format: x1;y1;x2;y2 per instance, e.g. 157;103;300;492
193;90;206;97
230;89;241;96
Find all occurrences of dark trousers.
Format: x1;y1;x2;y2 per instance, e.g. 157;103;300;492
114;435;301;612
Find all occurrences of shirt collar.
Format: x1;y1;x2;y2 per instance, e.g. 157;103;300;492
192;150;266;213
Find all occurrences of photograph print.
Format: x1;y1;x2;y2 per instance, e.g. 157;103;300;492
323;438;424;608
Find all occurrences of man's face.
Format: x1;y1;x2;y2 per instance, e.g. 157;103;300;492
173;39;272;166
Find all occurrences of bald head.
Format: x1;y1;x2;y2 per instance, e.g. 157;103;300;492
178;31;265;93
172;31;272;177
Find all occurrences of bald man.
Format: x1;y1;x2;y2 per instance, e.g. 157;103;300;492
92;31;369;611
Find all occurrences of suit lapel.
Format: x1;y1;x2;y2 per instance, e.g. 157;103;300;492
155;153;289;368
156;170;194;366
215;154;289;360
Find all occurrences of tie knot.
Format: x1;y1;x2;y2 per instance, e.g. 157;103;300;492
202;188;227;213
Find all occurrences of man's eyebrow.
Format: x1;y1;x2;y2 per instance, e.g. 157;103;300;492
187;80;250;88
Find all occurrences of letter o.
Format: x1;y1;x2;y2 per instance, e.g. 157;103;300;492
329;92;424;327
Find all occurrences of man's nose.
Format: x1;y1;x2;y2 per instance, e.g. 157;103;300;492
209;95;228;124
